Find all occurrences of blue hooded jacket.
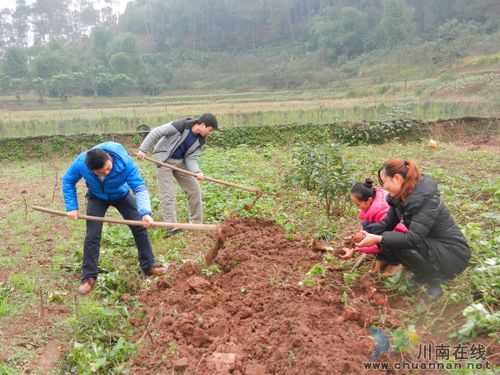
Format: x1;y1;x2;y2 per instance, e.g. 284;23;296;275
62;142;152;217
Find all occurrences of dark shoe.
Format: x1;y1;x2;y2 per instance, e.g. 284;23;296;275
411;273;427;284
164;228;182;238
78;277;96;295
422;279;447;301
146;266;166;276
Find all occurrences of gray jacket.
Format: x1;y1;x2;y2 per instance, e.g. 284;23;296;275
139;118;205;173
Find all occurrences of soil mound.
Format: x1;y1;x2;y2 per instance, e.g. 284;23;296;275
130;218;398;374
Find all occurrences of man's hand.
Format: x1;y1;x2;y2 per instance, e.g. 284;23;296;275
137;151;146;160
67;210;79;221
142;214;154;228
195;172;205;180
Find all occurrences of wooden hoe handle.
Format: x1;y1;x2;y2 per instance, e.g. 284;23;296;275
143;155;260;194
32;205;219;231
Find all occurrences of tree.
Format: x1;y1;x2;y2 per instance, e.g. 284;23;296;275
431;19;468;64
12;0;31;46
109;52;143;80
90;26;113;65
2;46;28;78
140;54;173;95
0;9;13;47
309;6;370;63
72;0;100;38
31;77;47;103
376;0;416;47
31;0;72;42
48;72;85;100
107;32;139;56
31;48;69;79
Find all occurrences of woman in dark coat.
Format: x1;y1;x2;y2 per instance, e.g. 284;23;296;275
355;159;471;300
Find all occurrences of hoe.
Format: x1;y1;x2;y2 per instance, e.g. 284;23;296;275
142;155;262;211
32;205;225;265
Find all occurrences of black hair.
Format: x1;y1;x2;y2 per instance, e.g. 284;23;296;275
350;178;376;201
85;148;110;170
197;113;218;130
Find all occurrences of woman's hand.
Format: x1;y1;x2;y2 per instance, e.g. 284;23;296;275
355;231;382;248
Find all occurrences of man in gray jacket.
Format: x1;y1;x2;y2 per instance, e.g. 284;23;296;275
137;114;218;233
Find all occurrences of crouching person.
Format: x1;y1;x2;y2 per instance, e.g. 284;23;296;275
355;159;471;301
342;178;407;277
62;141;166;295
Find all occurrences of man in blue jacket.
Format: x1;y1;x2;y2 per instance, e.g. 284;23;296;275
62;141;165;295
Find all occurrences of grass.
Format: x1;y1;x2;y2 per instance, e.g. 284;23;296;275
0;136;498;372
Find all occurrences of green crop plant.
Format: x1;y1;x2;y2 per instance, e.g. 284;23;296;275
291;143;355;217
453;304;500;341
299;263;327;287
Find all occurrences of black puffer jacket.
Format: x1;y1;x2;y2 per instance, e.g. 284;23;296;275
367;175;471;279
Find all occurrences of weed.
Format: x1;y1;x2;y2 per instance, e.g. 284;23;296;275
383;269;413;294
343;271;360;285
64;301;135;373
201;264;221;277
0;284;13;316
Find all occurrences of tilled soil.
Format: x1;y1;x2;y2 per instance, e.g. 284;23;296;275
130;218;402;374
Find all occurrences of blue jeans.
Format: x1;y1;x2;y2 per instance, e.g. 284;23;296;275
82;192;155;279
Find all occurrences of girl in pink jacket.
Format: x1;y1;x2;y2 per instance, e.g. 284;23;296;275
342;179;407;276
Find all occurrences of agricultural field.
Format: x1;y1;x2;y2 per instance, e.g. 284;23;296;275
0;56;499;139
0;123;498;373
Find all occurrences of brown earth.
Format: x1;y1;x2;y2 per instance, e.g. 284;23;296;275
130;218;408;374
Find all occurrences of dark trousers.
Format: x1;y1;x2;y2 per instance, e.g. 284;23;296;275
361;221;400;266
375;252;401;265
381;245;437;282
82;192;155;279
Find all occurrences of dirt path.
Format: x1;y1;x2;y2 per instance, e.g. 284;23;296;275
130;218;404;374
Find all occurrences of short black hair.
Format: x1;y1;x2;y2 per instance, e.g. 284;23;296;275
197;113;218;130
86;148;110;170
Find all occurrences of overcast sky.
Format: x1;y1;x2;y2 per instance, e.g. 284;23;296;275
2;0;130;14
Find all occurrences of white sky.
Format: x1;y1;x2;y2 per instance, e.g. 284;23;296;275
2;0;130;14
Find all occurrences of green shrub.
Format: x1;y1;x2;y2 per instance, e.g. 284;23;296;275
290;143;355;217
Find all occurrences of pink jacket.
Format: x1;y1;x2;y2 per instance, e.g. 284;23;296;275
357;188;407;254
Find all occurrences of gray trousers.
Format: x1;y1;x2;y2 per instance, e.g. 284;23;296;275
156;159;203;224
